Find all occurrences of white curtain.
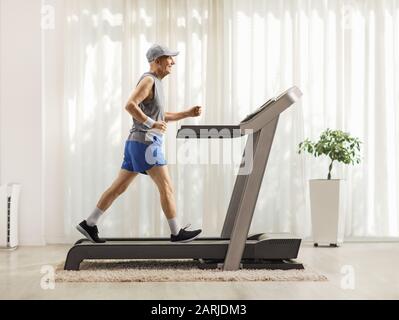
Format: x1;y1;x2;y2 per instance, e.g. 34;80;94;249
62;0;399;241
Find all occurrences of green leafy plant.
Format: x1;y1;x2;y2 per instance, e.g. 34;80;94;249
298;129;362;180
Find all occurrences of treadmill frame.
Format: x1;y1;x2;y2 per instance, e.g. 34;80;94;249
64;87;303;271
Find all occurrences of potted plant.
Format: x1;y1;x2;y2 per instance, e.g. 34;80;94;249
298;129;361;247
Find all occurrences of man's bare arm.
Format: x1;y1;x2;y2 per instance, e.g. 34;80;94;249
125;76;154;123
165;111;189;122
165;106;202;122
125;77;167;132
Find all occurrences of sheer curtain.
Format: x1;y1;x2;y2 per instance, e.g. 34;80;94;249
62;0;399;241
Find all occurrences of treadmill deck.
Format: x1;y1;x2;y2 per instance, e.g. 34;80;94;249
64;234;302;271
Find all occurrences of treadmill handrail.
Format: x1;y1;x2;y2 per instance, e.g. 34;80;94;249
176;86;303;139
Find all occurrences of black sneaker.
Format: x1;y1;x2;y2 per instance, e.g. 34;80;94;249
76;220;106;243
171;225;202;243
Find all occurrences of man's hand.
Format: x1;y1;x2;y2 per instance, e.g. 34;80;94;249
153;121;167;133
187;106;203;118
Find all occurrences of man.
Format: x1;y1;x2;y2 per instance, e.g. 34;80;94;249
77;44;203;243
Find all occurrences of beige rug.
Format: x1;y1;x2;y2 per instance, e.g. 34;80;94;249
55;260;328;283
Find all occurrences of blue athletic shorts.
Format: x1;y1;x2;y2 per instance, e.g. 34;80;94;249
121;136;167;175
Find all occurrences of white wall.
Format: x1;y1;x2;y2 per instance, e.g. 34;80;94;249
0;0;93;245
42;0;66;244
0;0;44;245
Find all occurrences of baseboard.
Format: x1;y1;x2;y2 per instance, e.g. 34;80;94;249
17;232;399;246
302;237;399;244
45;235;78;245
343;237;399;243
19;237;46;246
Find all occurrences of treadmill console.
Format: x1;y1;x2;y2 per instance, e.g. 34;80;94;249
240;98;276;123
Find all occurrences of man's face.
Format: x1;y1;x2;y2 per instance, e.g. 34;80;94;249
158;56;176;75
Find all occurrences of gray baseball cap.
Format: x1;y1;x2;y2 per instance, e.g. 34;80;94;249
146;44;179;63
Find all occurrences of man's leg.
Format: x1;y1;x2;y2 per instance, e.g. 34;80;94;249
146;165;176;220
96;169;139;212
77;169;138;243
147;165;202;242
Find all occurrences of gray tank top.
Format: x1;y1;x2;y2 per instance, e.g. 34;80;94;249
127;72;165;144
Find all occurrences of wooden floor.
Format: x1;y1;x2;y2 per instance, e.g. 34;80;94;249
0;243;398;300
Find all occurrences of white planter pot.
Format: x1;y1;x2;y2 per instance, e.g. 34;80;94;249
309;179;346;247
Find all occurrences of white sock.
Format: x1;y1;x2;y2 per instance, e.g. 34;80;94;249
86;207;104;227
168;218;181;236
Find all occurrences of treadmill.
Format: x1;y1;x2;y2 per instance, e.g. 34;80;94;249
64;86;304;271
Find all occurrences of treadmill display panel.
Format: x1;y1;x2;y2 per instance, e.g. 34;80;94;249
240;98;276;123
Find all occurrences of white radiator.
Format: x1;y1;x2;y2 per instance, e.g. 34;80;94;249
0;184;21;249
